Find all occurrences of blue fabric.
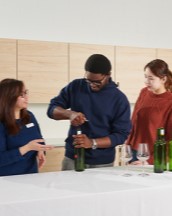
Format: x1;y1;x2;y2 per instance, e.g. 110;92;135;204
0;111;44;176
47;78;131;165
129;149;138;163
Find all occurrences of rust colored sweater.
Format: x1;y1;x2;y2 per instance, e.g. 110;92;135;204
127;87;172;164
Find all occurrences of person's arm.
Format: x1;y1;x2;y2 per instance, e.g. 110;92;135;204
0;124;23;167
73;134;111;149
47;83;87;126
19;139;53;156
126;88;145;145
0;137;53;168
107;96;131;148
73;93;131;149
37;151;46;169
0;119;53;168
52;106;75;120
52;106;88;126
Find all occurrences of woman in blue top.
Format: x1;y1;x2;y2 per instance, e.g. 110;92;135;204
0;78;53;176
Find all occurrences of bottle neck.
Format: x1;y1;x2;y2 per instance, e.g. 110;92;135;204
157;128;165;140
76;127;82;135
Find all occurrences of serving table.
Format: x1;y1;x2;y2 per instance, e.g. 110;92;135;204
0;166;171;216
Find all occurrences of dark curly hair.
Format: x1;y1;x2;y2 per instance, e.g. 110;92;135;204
85;54;111;75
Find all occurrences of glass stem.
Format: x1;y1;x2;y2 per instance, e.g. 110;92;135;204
125;162;128;173
142;161;144;174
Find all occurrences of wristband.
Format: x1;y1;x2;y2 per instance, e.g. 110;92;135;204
92;139;97;150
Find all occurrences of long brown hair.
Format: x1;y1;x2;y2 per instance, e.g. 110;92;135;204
144;59;172;92
0;78;30;134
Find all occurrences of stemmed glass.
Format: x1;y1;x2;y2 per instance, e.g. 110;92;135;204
120;144;132;177
137;143;150;177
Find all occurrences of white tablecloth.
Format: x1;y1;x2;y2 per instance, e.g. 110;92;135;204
0;166;171;216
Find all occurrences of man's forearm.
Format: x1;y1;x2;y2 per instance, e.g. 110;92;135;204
52;107;74;120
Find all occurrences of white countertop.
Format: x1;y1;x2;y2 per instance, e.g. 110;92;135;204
1;166;172;216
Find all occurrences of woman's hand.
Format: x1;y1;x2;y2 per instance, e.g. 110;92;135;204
37;151;46;169
19;139;54;156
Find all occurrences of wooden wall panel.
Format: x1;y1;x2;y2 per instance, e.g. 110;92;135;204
115;46;156;103
2;37;172;104
18;40;68;103
157;49;172;69
39;146;121;172
39;147;65;173
0;38;16;80
69;43;115;81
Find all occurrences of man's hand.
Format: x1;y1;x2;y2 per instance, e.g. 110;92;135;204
73;133;92;149
70;112;87;126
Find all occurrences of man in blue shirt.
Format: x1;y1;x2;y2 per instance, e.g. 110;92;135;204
47;54;131;170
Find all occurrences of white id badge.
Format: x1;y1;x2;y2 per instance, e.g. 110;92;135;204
26;123;34;128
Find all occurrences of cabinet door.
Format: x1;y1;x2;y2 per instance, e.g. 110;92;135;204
39;147;65;172
69;43;115;81
157;49;172;69
0;38;17;80
18;40;68;103
116;46;156;103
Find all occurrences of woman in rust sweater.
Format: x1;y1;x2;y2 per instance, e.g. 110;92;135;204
127;59;172;165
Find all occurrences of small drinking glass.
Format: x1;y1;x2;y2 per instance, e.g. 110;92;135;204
137;143;150;177
120;144;132;177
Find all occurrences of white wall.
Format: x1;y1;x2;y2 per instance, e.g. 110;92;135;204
0;0;171;139
1;0;172;48
28;104;69;139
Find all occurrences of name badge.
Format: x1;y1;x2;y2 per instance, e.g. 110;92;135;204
26;123;34;128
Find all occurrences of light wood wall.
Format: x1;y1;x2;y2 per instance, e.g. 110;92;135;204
157;49;172;69
39;147;65;173
69;43;115;81
115;46;156;102
18;40;69;103
4;38;172;103
0;38;16;80
40;146;121;173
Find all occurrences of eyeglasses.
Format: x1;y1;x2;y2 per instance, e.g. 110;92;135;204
20;89;29;98
84;75;107;86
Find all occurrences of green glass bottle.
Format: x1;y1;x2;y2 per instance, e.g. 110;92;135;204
154;128;165;173
161;129;167;171
169;140;172;171
74;127;85;172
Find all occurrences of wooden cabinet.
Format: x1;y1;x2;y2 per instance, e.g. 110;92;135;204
115;46;156;103
18;40;69;103
1;38;172;104
39;146;120;173
39;147;65;173
157;49;172;69
69;43;115;81
0;38;17;80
